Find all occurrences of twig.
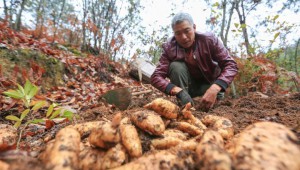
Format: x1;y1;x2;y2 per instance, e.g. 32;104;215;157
132;90;152;96
16;124;28;150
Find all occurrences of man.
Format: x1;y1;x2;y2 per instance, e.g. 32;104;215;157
151;12;238;111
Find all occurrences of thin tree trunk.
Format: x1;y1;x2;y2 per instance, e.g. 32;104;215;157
9;0;14;28
68;17;78;45
52;0;65;44
98;2;107;53
283;47;287;68
37;1;45;39
3;0;8;19
294;38;299;75
220;0;227;44
34;0;43;33
92;6;97;49
224;1;235;47
220;0;235;48
103;0;115;54
15;0;27;31
235;0;252;56
289;48;293;70
81;0;88;51
109;1;123;59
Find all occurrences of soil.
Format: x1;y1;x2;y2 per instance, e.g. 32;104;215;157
1;87;299;169
91;90;300;137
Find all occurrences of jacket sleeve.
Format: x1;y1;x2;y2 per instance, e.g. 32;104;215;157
211;35;238;90
150;46;172;93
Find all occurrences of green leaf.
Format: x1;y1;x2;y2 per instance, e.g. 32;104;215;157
46;104;54;118
14;121;22;128
29;119;45;124
32;100;46;111
3;90;24;99
63;110;74;120
50;108;62;119
27;85;39;99
234;23;239;28
273;15;279;21
20;109;30;120
16;83;25;96
212;2;219;7
273;32;280;40
240;24;247;28
6;115;21;121
52;103;59;108
24;79;33;95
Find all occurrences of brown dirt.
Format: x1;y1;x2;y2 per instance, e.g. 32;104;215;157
128;91;300;137
1;90;299;169
208;92;300;136
76;90;300;153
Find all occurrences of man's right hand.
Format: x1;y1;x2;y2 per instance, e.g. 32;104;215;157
176;90;194;106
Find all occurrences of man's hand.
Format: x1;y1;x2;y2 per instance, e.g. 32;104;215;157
176;89;194;106
170;86;183;96
200;84;221;112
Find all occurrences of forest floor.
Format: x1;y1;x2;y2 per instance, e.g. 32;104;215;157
0;83;299;169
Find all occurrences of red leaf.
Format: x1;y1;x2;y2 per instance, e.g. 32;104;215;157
0;143;16;152
45;119;55;129
35;94;47;100
25;131;36;137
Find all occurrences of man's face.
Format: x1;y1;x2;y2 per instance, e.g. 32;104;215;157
173;20;196;49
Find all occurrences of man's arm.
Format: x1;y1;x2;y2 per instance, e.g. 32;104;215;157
151;47;193;106
200;35;238;111
150;48;172;93
212;36;238;89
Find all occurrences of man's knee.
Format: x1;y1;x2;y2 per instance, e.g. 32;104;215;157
169;61;188;75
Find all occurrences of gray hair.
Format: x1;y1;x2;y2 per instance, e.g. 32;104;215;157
171;12;194;29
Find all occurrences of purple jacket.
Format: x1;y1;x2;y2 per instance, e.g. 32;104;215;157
151;32;238;93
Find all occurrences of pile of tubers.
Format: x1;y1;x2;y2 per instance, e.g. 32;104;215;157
36;98;300;170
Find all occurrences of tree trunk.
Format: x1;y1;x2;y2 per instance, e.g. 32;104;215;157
220;0;235;48
103;0;115;54
294;38;299;75
224;1;235;47
220;0;227;45
235;0;252;56
37;1;45;39
15;0;27;31
91;5;97;49
34;0;43;37
3;0;8;19
98;3;107;54
9;0;14;28
52;0;66;44
81;0;88;51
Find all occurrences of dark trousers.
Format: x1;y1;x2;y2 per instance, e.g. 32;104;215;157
168;61;224;99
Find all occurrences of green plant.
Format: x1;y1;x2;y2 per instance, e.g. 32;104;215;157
46;103;74;121
3;79;75;149
3;79;39;108
3;79;74;128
